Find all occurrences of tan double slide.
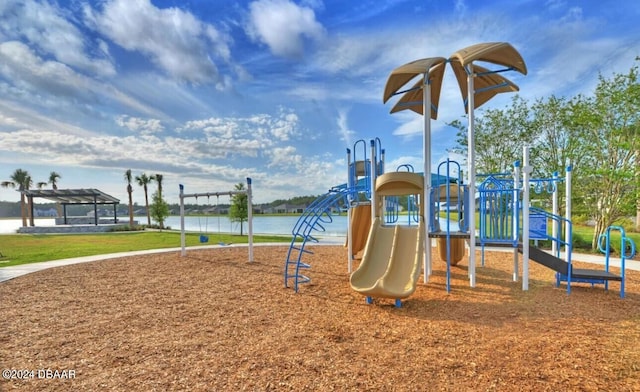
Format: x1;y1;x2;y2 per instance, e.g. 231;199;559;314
349;217;424;300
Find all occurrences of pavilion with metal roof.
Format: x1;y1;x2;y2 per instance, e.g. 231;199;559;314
22;188;120;227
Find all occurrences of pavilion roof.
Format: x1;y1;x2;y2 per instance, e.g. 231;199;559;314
22;188;120;204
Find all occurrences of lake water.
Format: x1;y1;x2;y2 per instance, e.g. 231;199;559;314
0;215;349;236
0;215;457;236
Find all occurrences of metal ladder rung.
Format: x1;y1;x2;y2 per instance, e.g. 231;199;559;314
289;245;314;255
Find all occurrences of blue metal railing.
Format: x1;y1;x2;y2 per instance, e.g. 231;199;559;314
597;225;635;298
478;175;518;247
527;207;574;291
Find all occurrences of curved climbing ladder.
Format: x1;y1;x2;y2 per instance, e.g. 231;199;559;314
284;189;350;292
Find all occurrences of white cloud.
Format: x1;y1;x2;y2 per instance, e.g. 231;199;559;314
0;41;94;99
88;0;233;84
385;155;423;173
269;110;300;141
454;0;467;15
0;41;166;119
0;0;115;76
180;109;301;146
246;0;326;58
544;0;566;12
258;152;343;196
336;109;355;145
0;99;95;137
266;146;302;168
514;5;640;100
390;112;423;138
116;115;164;135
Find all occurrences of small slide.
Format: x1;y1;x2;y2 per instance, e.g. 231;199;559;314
350;218;424;300
346;204;371;257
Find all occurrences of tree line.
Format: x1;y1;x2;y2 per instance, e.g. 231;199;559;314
449;59;640;249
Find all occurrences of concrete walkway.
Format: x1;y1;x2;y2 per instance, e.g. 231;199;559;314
0;239;345;283
1;241;638;284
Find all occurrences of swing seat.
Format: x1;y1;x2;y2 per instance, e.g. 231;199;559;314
199;234;209;243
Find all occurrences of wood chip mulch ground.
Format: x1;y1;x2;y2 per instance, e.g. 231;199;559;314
1;245;639;391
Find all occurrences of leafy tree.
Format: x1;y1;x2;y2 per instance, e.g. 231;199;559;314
269;195;319;209
135;173;154;226
450;95;535;175
149;191;170;230
527;96;585;215
450;62;640;250
1;169;32;226
124;169;135;228
229;182;248;235
529;96;571;175
570;64;640;247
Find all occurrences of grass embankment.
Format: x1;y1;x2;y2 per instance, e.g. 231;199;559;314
0;231;291;267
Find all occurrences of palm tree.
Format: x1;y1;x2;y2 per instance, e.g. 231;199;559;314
37;172;62;217
152;173;164;228
49;171;62;217
135;173;154;226
125;169;134;228
153;174;164;199
1;169;32;227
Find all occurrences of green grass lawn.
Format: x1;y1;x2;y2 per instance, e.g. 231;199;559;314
2;218;637;269
0;231;292;267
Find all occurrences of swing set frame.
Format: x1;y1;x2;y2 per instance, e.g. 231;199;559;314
178;178;254;262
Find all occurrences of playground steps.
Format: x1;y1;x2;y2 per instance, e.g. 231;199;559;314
476;241;514;248
284;189;349;292
521;245;568;275
518;245;622;282
429;231;470;238
571;268;622;282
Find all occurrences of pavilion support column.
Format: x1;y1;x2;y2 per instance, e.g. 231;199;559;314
94;196;98;225
29;195;35;226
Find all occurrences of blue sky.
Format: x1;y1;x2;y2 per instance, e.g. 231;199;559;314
0;0;638;205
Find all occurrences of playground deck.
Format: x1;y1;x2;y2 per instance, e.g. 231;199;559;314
2;245;639;391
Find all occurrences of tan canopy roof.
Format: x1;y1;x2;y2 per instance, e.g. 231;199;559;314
23;188;120;204
449;42;527;112
382;57;446;119
449;62;520;112
449;42;527;74
383;42;527;116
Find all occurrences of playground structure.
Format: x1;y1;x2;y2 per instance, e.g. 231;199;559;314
283;138;456;302
479;147;635;297
178;178;254;262
382;42;528;293
284;42;635;303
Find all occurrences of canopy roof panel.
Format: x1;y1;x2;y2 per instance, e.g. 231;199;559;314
383;42;527;116
450;62;519;112
23;188;120;204
383;57;447;119
449;42;527;75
